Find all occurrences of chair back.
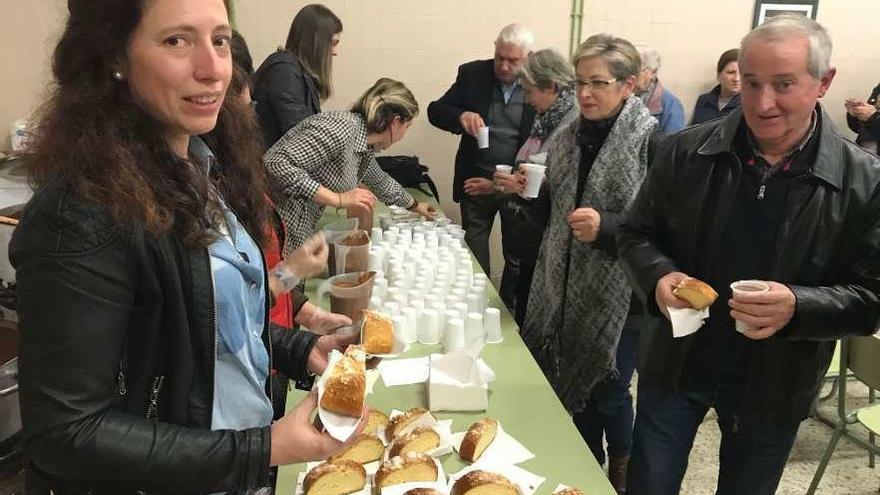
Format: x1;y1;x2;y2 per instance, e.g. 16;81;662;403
847;335;880;390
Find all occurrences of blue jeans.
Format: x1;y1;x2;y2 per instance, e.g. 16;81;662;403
627;378;801;495
572;312;643;465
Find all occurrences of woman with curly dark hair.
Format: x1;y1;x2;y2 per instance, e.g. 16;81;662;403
12;0;359;492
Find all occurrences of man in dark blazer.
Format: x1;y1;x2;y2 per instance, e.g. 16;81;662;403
428;23;537;276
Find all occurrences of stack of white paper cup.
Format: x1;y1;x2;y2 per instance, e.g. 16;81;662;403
392;314;407;347
466;292;483;314
383;301;399;318
418;309;440;344
369;296;382;310
444;318;466;352
454;302;469;321
401;307;418;344
371;227;383;243
484;307;503;343
465;312;484;346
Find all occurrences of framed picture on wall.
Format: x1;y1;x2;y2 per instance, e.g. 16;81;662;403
752;0;819;27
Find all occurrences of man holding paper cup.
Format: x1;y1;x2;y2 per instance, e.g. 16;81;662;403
618;15;880;495
427;24;536;275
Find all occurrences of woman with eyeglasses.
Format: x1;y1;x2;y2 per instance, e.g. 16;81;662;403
253;4;342;149
519;34;658;494
264;78;437;256
492;48;578;325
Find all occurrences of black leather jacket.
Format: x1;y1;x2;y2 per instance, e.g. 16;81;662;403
618;106;880;424
11;181;319;494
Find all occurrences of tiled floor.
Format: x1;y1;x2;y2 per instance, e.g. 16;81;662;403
679;379;879;494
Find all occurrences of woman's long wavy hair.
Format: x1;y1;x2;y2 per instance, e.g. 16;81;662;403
27;0;270;248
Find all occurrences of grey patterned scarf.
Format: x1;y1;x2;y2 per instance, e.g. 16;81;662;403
530;87;576;140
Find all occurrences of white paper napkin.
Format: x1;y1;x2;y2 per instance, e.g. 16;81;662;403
667;306;709;338
366;369;380;394
378;357;430;387
450;422;533;465
317;350;366;442
448;462;545;495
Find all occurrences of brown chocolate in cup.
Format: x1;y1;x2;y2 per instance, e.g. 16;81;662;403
329;271;376;323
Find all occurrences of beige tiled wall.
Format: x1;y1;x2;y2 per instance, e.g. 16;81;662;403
2;0;878;278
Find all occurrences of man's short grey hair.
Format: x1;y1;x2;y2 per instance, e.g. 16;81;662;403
573;34;641;82
520;48;575;91
741;13;832;79
633;42;661;71
496;23;535;52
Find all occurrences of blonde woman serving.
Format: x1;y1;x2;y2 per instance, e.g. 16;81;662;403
265;78;437;254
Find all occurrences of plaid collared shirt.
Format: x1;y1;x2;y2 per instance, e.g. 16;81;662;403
264;111;414;255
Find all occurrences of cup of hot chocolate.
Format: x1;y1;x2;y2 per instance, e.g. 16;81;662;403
729;280;770;334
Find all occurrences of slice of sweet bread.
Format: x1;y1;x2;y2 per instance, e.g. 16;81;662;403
403;489;445;495
303;459;367;495
374;452;438;490
385;407;433;439
364;408;389;435
458;418;497;462
320;346;366;417
362;310;394;354
328;434;385;464
388;426;441;457
451;471;519;495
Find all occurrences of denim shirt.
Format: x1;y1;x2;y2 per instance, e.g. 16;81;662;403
189;138;273;431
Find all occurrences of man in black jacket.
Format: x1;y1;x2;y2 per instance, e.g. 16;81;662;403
427;23;536;276
618;15;880;495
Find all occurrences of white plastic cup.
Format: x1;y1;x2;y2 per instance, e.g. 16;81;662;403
393;294;407;309
371;227;383;243
373;277;388;300
454;302;469;322
466;293;483;314
401;307;418;344
410;299;425;313
392;314;408;347
520;163;547;199
444;318;467;352
383;301;399;318
368;295;382;310
730;280;770;333
445;294;462;308
476;126;489;149
465;312;485;346
495;164;512;174
484;308;502;344
368;250;384;272
419;309;440;345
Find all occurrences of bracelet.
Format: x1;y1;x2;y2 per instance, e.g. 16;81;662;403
336;192;343;214
406;200;419;212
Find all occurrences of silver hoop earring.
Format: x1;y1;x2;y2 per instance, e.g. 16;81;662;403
112;71;124;81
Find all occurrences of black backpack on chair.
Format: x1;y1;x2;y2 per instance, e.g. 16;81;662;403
375;155;440;201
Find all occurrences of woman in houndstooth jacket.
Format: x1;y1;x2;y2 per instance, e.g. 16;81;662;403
265;78;437;254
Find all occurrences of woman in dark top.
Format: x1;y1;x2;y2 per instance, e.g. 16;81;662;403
253;4;342;148
845;82;880;153
691;48;741;125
